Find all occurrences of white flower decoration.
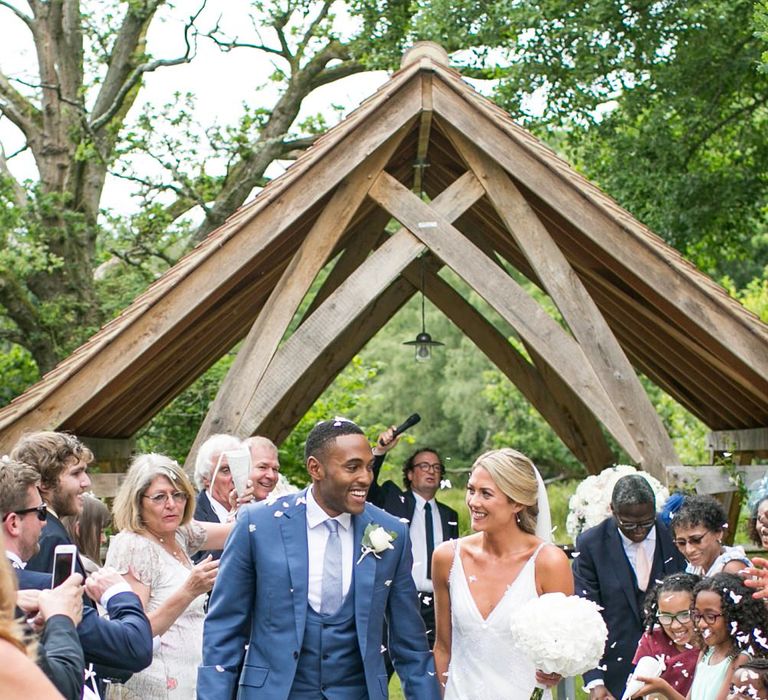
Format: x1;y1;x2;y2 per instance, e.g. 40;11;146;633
357;523;397;564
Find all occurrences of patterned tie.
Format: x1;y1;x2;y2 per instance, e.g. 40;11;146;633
635;542;651;591
425;501;435;580
321;519;343;615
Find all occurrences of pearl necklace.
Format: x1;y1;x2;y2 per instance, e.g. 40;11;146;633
148;530;186;564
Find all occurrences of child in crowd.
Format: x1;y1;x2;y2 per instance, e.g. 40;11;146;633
631;573;701;698
728;658;768;700
635;573;768;700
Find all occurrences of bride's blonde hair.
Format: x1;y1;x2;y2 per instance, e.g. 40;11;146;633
472;448;539;535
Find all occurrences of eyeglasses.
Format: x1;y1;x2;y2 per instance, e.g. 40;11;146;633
2;503;48;522
673;533;709;548
616;518;656;532
691;610;724;625
657;610;692;626
143;491;188;506
412;462;443;473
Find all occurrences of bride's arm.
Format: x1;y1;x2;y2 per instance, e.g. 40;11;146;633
536;544;574;595
431;542;454;698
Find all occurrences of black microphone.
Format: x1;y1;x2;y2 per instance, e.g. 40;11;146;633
380;413;421;446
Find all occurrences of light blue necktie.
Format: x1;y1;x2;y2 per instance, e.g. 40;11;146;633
321;519;342;615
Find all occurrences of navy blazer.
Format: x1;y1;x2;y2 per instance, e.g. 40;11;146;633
198;489;441;700
16;568;153;682
573;516;686;697
37;614;85;700
25;514;88;579
368;454;459;542
192;490;223;563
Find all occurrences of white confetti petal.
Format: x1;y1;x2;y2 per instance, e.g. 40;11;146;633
274;511;284;518
248;524;256;532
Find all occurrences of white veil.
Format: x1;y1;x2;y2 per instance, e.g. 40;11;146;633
533;465;553;543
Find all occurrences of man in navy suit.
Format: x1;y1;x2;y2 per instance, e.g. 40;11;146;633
12;431;93;578
368;430;459;651
573;474;686;700
0;457;153;693
198;419;440;700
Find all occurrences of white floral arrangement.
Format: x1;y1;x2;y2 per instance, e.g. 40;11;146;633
566;465;669;542
357;523;398;564
510;592;608;699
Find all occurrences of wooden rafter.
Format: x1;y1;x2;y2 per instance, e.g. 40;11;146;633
368;170;643;462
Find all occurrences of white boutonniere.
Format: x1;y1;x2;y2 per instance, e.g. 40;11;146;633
357;523;397;564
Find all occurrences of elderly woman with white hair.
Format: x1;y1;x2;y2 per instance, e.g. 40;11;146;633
105;453;236;698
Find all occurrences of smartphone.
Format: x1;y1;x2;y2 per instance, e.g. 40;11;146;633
226;448;252;497
51;544;77;587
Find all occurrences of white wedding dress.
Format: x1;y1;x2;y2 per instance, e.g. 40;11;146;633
444;540;552;700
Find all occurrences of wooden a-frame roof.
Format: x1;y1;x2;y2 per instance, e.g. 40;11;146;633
2;43;767;480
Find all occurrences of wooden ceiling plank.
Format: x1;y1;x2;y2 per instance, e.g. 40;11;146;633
413;266;615;471
449;129;679;476
430;80;768;382
367;169;643;462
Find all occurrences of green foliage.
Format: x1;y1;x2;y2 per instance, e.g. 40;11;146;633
0;344;39;406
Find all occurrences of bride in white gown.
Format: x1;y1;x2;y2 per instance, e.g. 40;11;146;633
432;448;574;700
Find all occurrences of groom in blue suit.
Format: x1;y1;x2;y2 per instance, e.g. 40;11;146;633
198;419;440;700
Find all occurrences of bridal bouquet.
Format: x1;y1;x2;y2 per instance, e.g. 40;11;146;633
510;592;608;700
566;465;669;541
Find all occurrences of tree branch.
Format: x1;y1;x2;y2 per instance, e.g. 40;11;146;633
296;0;333;62
309;60;366;90
0;0;33;29
0;69;42;139
90;1;205;133
0;143;28;208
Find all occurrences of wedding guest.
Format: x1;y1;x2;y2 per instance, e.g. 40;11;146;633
61;494;111;575
630;573;701;698
106;453;236;698
573;474;686;700
671;495;750;576
637;573;768;700
0;459;152;695
243;435;281;501
728;658;768;700
0;549;66;700
11;432;92;577
747;479;768;551
432;448;573;699
370;428;459;654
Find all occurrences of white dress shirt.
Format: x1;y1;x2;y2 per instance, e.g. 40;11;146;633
6;550;25;569
306;486;353;613
409;492;443;593
204;490;230;523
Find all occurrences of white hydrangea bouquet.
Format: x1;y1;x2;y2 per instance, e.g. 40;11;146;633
566;465;669;542
510;592;608;700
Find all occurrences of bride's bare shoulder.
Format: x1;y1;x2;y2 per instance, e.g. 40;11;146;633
535;543;574;594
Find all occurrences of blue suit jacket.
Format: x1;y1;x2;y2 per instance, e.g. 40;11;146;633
25;514;88;579
572;516;686;696
16;568;153;678
197;489;440;700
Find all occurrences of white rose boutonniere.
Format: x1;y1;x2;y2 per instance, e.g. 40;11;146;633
357;523;398;564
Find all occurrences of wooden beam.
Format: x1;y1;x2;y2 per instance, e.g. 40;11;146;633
258;278;417;443
236;172;486;437
667;464;768;494
368;169;642;462
708;428;768;454
447;129;679;478
302;207;392;321
431;82;768;389
187;127;410;467
412;71;433;195
413;266;615;471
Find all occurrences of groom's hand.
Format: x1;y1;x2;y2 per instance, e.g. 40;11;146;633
589;685;616;700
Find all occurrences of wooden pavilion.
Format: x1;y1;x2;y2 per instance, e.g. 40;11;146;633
1;42;767;488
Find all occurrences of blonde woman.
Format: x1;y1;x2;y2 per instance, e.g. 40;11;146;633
105;453;237;698
432;448;573;700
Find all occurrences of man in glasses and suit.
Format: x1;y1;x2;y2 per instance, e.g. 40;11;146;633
368;429;459;654
573;474;686;700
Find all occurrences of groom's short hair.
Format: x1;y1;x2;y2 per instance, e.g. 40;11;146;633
304;418;365;464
